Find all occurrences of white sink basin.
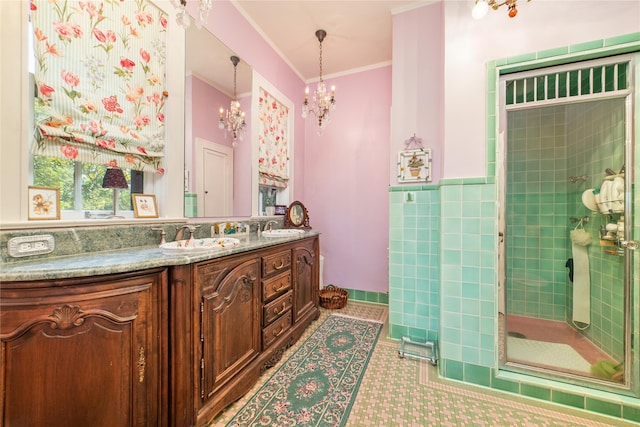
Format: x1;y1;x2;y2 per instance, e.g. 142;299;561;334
262;229;306;238
160;237;240;254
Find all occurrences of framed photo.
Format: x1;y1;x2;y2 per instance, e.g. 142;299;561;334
28;186;60;220
132;194;158;218
398;149;431;183
274;204;287;215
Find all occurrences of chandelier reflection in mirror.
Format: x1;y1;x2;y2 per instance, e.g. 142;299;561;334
218;56;246;147
302;30;336;133
472;0;531;19
172;0;212;29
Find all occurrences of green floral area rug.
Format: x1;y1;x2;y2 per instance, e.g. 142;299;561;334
226;315;382;427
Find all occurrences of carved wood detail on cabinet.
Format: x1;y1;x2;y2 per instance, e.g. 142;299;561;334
0;269;167;427
170;235;320;427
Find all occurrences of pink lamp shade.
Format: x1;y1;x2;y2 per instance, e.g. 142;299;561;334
102;168;128;189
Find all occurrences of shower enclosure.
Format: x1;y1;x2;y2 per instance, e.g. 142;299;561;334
498;55;637;390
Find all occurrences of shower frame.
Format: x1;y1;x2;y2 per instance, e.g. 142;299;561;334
496;54;637;394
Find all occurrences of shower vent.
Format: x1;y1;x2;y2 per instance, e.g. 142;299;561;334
505;62;629;107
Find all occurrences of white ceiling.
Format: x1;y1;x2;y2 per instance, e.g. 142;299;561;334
186;0;421;95
233;0;419;81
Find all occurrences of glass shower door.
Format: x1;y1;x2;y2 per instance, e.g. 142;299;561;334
499;56;637;391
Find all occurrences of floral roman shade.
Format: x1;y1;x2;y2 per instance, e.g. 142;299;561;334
257;87;289;188
31;0;167;174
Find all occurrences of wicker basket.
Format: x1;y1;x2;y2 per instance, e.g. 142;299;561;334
319;284;349;309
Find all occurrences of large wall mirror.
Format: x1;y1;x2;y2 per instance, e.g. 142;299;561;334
185;26;253;218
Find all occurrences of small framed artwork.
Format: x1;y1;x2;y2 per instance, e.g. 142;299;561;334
28;186;60;220
132;194;158;218
398;149;431;183
274;204;287;215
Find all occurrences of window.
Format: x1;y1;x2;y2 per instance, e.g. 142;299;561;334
32;155;143;217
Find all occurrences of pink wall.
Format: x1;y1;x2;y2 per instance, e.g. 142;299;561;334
187;75;252;215
390;2;444;185
194;0;307;202
304;66;392;292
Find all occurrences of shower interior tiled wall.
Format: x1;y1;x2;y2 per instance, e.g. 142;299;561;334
506;98;626;361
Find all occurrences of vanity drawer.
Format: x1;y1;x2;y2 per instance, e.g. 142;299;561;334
262;271;291;302
262;250;291;278
263;291;293;327
262;312;292;349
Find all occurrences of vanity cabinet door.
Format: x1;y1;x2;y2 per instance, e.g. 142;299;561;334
292;238;319;323
197;255;260;402
0;270;165;427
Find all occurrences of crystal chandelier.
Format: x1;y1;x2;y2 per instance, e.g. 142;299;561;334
472;0;531;19
172;0;212;29
218;56;246;147
302;29;336;132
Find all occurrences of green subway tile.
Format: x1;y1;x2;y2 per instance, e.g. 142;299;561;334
569;39;604;53
585;398;621;418
623;404;640;423
464;363;491;387
521;383;551;401
551;390;585;409
536;46;569;59
492;376;520;393
604;32;640;46
388;324;407;340
506;52;537;65
351;289;365;301
444;359;464;381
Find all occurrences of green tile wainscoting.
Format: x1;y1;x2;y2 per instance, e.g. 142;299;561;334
184;193;198;218
339;288;389;305
388;33;640;423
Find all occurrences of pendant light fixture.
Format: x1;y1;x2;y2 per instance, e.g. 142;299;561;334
172;0;213;29
218;55;246;147
302;29;336;132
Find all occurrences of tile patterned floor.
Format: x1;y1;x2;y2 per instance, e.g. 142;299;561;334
211;302;634;427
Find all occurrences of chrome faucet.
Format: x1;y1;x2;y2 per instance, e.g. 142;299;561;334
176;224;199;241
263;220;278;232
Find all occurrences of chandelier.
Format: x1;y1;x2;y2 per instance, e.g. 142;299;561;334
218;56;246;147
302;29;336;132
472;0;531;19
172;0;212;29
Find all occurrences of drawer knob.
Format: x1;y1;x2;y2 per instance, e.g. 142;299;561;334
272;260;285;270
272;325;285;337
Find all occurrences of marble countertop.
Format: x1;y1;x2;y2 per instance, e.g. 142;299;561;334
1;232;319;282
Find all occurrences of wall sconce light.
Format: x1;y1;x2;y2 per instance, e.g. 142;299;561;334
301;29;336;133
472;0;531;19
218;56;246;147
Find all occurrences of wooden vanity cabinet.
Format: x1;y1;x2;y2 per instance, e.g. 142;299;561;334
0;268;167;427
170;235;320;427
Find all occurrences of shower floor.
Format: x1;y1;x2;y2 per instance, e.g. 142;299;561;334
505;315;619;379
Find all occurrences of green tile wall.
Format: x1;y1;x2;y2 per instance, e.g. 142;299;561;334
439;182;497;368
506;105;568;322
388;33;640;423
388;186;441;344
566;98;626;361
184;192;197;217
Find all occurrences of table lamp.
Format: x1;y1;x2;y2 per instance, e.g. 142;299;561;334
102;167;128;218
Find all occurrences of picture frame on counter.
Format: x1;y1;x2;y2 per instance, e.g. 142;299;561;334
132;194;158;218
28;186;60;220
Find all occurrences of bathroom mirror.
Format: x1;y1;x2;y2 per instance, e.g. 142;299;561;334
285;201;311;229
184;25;253;218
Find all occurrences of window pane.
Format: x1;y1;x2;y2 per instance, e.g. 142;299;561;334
33;155;75;210
81;164;131;211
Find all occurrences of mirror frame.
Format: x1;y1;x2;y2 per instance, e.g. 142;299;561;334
284;201;310;229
